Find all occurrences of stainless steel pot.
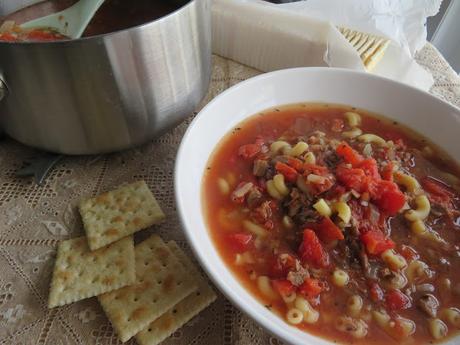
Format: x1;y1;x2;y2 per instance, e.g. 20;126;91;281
0;0;211;154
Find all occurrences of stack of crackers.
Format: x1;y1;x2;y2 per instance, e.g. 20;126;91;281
47;181;216;345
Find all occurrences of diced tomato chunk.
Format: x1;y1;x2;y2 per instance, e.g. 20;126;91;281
227;233;253;252
370;180;406;215
386;290;412;310
356;158;381;179
336;165;369;193
275;161;298;182
26;29;66;41
316;217;344;243
238;144;261;159
336;142;364;166
299;278;323;299
268;253;297;279
287;157;304;172
272;279;295;296
0;32;18;42
381;162;394;181
360;229;395;255
369;282;384;302
298;229;330;268
422;176;454;202
303;164;330;177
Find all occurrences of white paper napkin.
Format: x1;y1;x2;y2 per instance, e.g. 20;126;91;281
212;0;440;91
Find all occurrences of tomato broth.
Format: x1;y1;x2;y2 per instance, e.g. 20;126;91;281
203;103;460;345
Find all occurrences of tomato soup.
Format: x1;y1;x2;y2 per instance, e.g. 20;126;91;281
203;103;460;344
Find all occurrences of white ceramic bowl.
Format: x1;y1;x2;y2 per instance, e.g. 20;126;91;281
175;68;460;345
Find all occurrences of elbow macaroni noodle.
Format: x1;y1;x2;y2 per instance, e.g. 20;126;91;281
289;141;309;157
295;297;319;324
333;201;352;224
266;180;284;200
347;295;363;317
429;318;448;340
383;272;407;290
243;220;268;237
396;318;416;338
405;195;431;221
381;249;407;270
304;151;316;164
405;260;431;283
217;177;230;195
411;219;427;235
358;134;387;147
313;198;332;217
373;310;391;329
270;141;291;155
307;174;325;184
273;174;290;197
440;308;460;328
332;269;349;287
342;127;363;139
282;215;294;229
286;308;304;325
281;291;297;304
257;276;278;300
394;172;421;193
335;316;368;339
312;200;351;224
235;252;255;266
344;112;362;127
296;175;310;194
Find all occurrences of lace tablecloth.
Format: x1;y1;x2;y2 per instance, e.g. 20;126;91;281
0;43;459;345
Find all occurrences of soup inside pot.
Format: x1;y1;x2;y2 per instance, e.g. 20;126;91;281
2;0;190;39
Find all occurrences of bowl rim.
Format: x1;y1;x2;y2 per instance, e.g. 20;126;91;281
175;67;460;345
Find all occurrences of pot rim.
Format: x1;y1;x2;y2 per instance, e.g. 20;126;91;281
0;0;195;46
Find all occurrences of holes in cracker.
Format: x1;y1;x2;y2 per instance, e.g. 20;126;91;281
157;280;162;285
172;309;177;314
196;291;201;296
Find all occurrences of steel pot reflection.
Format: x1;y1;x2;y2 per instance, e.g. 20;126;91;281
0;0;211;154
